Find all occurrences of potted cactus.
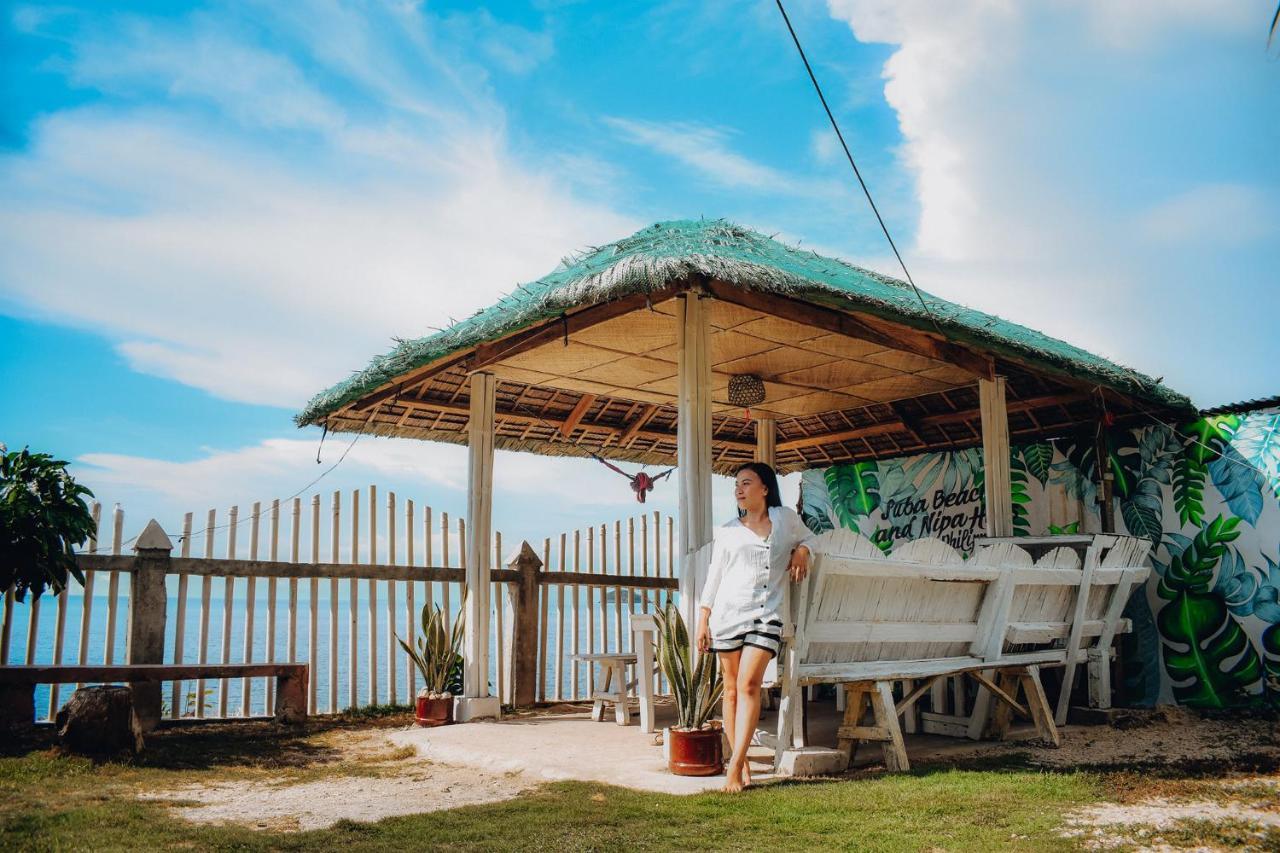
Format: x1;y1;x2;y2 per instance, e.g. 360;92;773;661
653;601;724;776
397;599;465;727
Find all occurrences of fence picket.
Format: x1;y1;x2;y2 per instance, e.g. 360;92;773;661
196;508;214;717
219;505;238;718
168;512;192;719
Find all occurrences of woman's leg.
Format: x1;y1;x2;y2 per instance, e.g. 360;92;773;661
717;650;741;755
723;646;773;792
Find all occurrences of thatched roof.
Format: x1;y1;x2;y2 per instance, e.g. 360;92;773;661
296;219;1191;473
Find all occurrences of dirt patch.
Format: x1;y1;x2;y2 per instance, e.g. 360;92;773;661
139;726;532;831
928;706;1280;773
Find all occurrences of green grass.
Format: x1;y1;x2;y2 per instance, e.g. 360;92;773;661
2;716;1276;851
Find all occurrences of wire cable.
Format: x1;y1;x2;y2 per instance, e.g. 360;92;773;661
774;0;947;339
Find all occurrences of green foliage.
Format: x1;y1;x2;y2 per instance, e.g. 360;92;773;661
1009;450;1031;537
0;447;96;601
823;461;880;529
1156;517;1263;708
1173;416;1242;529
1235;413;1280;500
1047;521;1080;535
798;470;835;534
396;595;466;696
1020;442;1052;486
653;601;722;730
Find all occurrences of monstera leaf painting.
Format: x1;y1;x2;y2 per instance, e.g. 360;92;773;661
824;461;881;529
1208;444;1266;526
1157;516;1264;708
799;469;835;535
1173;416;1243;528
1235;413;1280;500
1255;554;1280;707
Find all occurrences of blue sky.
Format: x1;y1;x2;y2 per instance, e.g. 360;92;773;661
2;1;1277;554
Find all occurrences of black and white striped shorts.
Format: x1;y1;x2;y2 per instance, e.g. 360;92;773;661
710;619;782;657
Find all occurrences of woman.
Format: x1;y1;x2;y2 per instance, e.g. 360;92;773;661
696;461;817;792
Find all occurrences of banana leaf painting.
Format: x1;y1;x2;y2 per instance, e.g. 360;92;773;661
797;406;1280;709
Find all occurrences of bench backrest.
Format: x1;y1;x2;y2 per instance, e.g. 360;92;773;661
789;532;1150;679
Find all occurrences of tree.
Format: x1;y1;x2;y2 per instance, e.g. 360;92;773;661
0;446;96;601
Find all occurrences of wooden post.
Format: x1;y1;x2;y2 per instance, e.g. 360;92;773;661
502;541;542;708
458;371;501;721
979;377;1013;537
755;417;776;468
1094;428;1116;533
677;290;714;635
128;519;171;732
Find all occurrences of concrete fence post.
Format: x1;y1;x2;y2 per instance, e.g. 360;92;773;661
502;542;543;708
128;519;171;731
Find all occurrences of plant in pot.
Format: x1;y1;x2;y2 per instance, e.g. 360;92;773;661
653;600;725;776
397;598;465;727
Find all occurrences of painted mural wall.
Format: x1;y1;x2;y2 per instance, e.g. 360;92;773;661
797;406;1280;710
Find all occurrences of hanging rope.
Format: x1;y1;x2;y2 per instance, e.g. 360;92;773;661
589;453;676;503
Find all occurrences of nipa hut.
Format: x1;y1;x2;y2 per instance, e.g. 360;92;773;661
297;218;1191;719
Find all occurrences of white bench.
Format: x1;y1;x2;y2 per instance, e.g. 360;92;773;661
773;530;1150;772
570;653;638;725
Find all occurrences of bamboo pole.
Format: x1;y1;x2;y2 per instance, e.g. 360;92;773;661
367;485;378;707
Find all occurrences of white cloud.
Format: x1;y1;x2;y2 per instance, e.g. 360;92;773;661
605;117;841;199
1137;183;1276;247
824;0;1280;403
0;5;637;409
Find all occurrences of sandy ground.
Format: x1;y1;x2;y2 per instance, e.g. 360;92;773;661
137;705;1280;835
138;727;534;832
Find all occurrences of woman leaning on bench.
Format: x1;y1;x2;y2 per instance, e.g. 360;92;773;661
695;462;817;793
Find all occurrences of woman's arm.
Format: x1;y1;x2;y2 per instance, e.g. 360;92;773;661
696;538;728;652
786;508;818;581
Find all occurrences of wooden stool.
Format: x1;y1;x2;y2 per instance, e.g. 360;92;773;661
570;653;637;725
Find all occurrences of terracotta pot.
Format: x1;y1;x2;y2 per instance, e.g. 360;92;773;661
667;726;724;776
414;694;453;727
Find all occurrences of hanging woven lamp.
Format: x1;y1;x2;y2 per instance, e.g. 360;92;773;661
728;374;766;420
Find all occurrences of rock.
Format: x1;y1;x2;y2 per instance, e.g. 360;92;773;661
55;685;144;756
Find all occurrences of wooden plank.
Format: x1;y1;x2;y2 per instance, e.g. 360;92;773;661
620;404;658;445
979;377;1013;537
196;508;214;718
367;486;378;707
309;495;320;715
241;502;261;717
778;421;905;452
329;492;340;714
1055;542;1099;725
404;499;416;702
556;532;566;702
219;506;238;717
104;504;124;666
795;651;1063;682
463;371;497;703
168;512;193;719
804;621;978;644
705;279;994;380
76;502;102;688
386;492;397;704
559;394;597;439
348;489;360;712
266;500;281;713
0;663;308;685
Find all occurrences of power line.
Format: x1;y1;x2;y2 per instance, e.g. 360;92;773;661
774;0;946;339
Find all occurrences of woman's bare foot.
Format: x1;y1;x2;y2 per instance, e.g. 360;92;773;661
742;760;752;787
722;766;746;793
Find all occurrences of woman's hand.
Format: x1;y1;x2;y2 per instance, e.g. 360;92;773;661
696;608;711;653
788;545;811;582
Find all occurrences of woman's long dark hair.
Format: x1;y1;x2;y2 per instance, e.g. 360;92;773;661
734;462;783;510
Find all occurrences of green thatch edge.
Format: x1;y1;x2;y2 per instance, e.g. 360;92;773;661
297;219;1191;427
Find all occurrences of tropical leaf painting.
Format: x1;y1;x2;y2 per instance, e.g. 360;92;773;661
824;461;880;529
1211;548;1259;617
1021;442;1052;486
1010;449;1032;536
1173;416;1243;528
1264;624;1280;708
1208;444;1266;526
1156;516;1263;708
799;469;835;534
1235;413;1280;500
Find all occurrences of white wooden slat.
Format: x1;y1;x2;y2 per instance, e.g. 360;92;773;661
104;504;123;665
196;508;214;718
168;512;193;719
1054;541;1100;725
493;530;504;705
309;495;319;715
265;499;280;712
367;485;378;707
386;491;397;705
556;532;566;702
405;499;416;702
329;491;340;714
219;505;238;718
539;537;550;702
804;621;979;644
241;501;261;717
48;572;71;718
586;526;596;696
441;512;451;639
75;502;102;689
571;529;581;699
24;595;40;666
614;520;624;655
349;489;360;712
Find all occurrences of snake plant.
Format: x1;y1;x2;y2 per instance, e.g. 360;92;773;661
397;594;466;698
653;600;723;730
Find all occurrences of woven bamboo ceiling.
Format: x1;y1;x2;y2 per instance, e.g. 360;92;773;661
309;278;1180;475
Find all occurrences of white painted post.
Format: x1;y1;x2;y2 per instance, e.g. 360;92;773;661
677;290;714;637
457;371;501;721
979;377;1013;538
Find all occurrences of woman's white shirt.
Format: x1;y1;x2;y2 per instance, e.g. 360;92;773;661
697;505;818;640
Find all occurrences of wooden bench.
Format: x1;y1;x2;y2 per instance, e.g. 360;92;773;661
0;663;309;731
569;653;637;725
774;531;1150;772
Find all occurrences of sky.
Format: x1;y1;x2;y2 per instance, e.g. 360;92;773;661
2;0;1277;555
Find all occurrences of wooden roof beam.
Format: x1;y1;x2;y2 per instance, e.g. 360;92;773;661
916;391;1088;428
704;279;995;381
777;420;905;452
620;403;659;446
559;394;597;439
